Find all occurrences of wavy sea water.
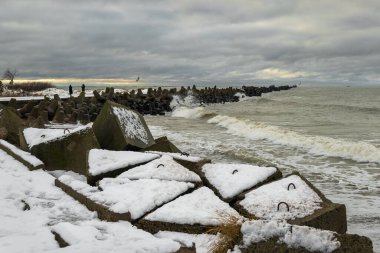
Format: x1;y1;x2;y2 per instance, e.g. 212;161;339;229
144;86;380;251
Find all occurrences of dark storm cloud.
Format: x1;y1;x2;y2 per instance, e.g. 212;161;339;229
1;0;380;84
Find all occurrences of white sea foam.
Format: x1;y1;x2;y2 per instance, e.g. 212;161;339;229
170;94;199;108
207;114;380;164
171;107;210;119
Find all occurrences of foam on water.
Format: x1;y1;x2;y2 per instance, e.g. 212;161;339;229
207;114;380;164
171;106;380;164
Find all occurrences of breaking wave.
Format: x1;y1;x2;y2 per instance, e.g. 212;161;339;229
171;106;380;164
207;114;380;164
171;106;216;119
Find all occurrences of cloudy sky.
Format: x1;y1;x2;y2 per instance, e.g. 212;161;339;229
1;0;380;85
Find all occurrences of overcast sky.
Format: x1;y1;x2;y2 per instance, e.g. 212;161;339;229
1;0;380;85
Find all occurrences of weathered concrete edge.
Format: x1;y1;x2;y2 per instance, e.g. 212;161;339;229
55;178;132;222
0;140;44;170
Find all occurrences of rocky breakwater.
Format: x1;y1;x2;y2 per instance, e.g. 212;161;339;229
0;99;374;253
0;85;296;125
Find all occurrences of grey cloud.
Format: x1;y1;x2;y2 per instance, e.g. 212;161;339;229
1;0;380;85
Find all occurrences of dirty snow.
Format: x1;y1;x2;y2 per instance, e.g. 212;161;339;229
0;139;44;167
146;151;205;162
23;123;93;148
145;187;241;225
119;155;201;182
59;175;194;219
241;220;340;253
155;231;221;253
88;149;159;176
239;175;323;220
51;221;180;253
112;106;150;144
202;163;277;199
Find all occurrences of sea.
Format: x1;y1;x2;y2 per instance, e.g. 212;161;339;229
142;86;380;251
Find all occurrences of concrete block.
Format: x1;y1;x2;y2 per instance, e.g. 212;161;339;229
93;101;155;150
21;126;100;174
0;105;24;146
235;172;347;233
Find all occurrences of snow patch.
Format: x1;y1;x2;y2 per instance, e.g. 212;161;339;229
241;220;340;253
59;175;194;219
119;155;201;182
88;149;159;176
155;231;221;253
112;106;150;144
51;220;181;253
145;187;241;225
240;175;323;220
202;163;277;199
146;151;205;162
23;123;92;148
0;139;44;167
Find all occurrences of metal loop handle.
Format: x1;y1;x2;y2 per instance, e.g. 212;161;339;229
64;128;71;134
277;201;290;212
288;183;296;190
232;169;238;174
157;164;164;168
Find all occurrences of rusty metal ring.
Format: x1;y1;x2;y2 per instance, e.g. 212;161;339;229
277;201;290;212
288;183;296;190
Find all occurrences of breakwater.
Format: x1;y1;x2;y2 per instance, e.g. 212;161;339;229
0;85;296;126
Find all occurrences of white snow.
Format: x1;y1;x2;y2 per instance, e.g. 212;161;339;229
202;163;277;199
155;231;221;253
59;175;195;219
51;221;180;253
112;106;150;144
0;149;96;252
239;175;323;220
146;151;205;162
23;123;93;148
145;187;241;226
88;149;160;176
0;139;44;167
118;155;201;182
241;220;340;253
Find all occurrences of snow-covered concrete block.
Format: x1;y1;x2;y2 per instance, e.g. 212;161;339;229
20;124;100;174
239;220;373;253
201;163;282;202
0;140;44;170
50;220;182;252
87;149;160;184
0;105;23;146
146;151;211;175
55;175;195;222
118;155;202;185
139;187;242;234
93;101;155;150
236;172;347;233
